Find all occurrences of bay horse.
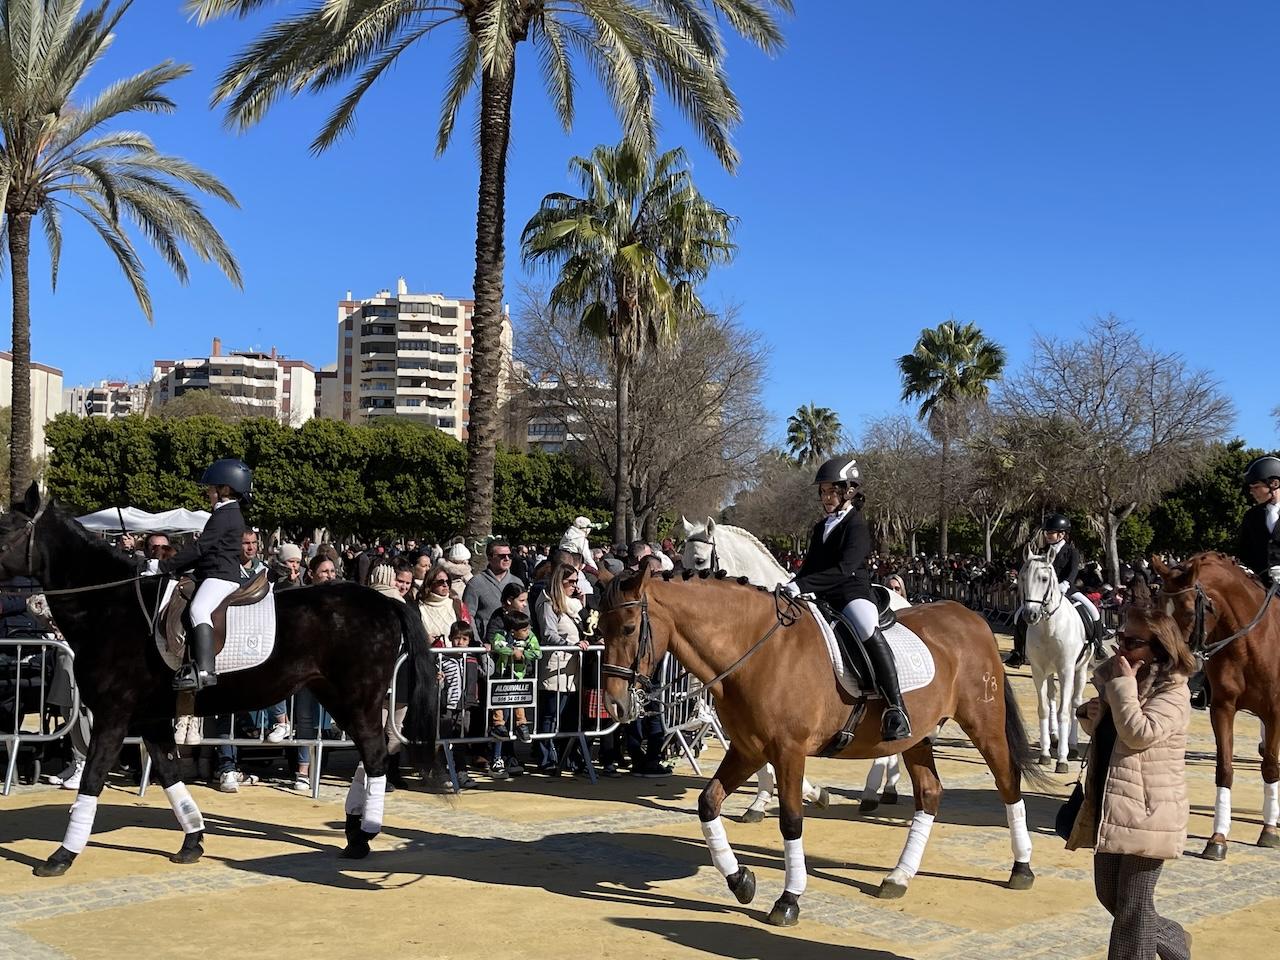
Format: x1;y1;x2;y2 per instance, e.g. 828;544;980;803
1152;552;1280;859
1018;553;1089;773
598;568;1049;927
0;486;439;877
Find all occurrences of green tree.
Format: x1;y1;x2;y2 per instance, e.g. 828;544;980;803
786;403;842;467
1146;440;1265;556
189;0;789;544
521;142;735;542
0;0;242;501
153;389;251;421
897;319;1006;556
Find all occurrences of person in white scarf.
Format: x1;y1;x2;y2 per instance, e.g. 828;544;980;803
419;561;469;645
534;562;592;773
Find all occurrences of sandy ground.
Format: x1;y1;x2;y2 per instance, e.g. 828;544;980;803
2;631;1277;960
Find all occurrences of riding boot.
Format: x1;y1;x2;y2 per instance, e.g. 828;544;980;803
1004;617;1027;668
862;628;912;741
1189;670;1210;711
174;624;217;692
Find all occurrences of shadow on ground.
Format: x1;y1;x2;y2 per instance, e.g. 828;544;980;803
610;918;909;959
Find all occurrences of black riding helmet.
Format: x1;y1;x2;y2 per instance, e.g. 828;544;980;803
1042;513;1071;533
201;459;253;498
1244;456;1280;488
813;455;861;487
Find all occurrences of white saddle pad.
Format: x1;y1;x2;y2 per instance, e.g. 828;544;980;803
154;580;278;674
808;603;935;699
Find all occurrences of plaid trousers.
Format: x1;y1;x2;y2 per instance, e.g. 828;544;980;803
1094;853;1191;960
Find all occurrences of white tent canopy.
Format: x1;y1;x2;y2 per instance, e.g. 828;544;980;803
76;507;211;535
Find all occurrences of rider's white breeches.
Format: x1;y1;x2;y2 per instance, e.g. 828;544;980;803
1068;591;1099;621
841;598;878;642
189;578;240;628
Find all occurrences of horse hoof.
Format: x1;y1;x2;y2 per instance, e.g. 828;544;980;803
169;844;204;865
1055;761;1070;775
1258;830;1280;850
1068;747;1081;761
33;848;76;878
1008;861;1035;890
739;807;765;824
1036;756;1050;766
1201;840;1228;862
727;866;756;904
766;896;800;927
339;840;370;860
811;787;831;809
859;797;879;814
877;879;908;900
882;789;899;805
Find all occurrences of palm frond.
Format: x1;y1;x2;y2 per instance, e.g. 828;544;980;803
38;193;62;289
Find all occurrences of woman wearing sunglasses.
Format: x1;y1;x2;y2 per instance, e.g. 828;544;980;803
1065;608;1195;959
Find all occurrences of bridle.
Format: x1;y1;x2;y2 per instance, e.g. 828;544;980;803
1021;558;1063;621
600;584;804;709
1164;577;1277;658
685;528;719;573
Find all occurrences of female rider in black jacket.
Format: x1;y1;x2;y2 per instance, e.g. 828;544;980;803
782;456;911;741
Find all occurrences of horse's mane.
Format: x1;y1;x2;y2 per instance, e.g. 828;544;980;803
715;523;788;573
1175;550;1263;587
600;566;775;609
47;501;138;575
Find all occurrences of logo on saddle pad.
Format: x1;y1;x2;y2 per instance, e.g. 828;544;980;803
154;574;278;674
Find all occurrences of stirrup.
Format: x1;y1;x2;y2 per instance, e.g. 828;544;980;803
881;706;912;742
173;666;216;692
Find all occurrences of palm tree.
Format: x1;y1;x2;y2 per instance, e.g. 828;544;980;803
1;0;242;501
786;403;841;466
521;142;734;542
897;318;1006;556
190;0;790;542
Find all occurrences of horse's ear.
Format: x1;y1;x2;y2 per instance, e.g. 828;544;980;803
1022;543;1032;562
705;517;716;534
1150;555;1172;578
677;515;694;538
22;482;40;517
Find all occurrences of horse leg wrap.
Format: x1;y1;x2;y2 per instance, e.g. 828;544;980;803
1214;786;1232;838
700;817;740;877
750;765;775;809
1263;781;1279;828
1005;800;1032;863
344;763;367;817
783;837;807;895
164;782;205;834
863;758;887;799
888;811;935;883
801;779;822;804
62;795;99;855
360;775;387;836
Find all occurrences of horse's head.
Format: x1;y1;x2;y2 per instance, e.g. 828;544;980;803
1152;553;1225;652
1018;553;1059;624
680;516;717;572
0;482;47;579
598;567;666;723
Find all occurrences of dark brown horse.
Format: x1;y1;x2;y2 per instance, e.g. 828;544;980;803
597;569;1049;927
1152;553;1280;859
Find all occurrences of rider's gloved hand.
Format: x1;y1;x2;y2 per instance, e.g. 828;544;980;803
780;580;801;598
1268;565;1280;584
1059;581;1071;593
144;559;160;575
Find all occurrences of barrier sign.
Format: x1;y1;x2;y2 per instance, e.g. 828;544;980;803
488;679;536;709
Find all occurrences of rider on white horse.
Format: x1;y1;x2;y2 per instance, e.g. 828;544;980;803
782;456;911;741
1005;514;1101;669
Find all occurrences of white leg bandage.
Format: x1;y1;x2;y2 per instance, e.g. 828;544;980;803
1213;786;1232;837
345;762;367;817
1263;781;1279;828
802;778;822;804
750;765;774;808
886;754;901;789
783;837;807;895
62;795;99;854
700;817;740;877
864;758;887;798
889;811;935;881
1006;800;1032;862
164;782;205;834
360;775;387;835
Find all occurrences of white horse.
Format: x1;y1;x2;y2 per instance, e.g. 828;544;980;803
678;517;904;818
1018;553;1090;774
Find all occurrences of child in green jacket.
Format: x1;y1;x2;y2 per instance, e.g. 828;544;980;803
490;610;541;742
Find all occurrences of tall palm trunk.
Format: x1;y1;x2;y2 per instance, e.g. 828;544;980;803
463;58;516;543
7;211;34;502
938;425;950;557
612;335;631;545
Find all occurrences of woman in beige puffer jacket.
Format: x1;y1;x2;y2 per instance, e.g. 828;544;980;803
1066;607;1195;960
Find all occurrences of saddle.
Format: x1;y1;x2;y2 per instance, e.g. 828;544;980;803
162;571;271;659
821;587;900;689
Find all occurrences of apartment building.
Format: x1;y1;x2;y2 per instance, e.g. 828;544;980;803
0;351;64;459
64;380;150;419
152;338;317;425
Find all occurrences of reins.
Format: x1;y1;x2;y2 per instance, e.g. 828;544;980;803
1164;577;1279;658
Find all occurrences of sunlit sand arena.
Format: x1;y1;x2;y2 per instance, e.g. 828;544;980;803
2;631;1275;960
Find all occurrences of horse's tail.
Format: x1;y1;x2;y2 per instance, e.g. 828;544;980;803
1002;674;1055;791
394;600;442;786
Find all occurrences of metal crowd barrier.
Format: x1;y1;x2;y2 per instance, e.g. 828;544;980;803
652;653;728;777
1;636;80;796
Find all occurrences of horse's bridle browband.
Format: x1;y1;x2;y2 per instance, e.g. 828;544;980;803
686;529;720;574
1021;558;1063;619
601;585;805;705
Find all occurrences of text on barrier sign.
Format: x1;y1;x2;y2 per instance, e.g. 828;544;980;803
488;679;536;709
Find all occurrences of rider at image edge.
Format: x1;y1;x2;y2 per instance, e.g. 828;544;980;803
1237;455;1280;585
781;456;911;741
146;459;253;692
1004;514;1102;670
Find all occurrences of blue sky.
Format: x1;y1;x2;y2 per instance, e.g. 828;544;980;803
5;1;1278;447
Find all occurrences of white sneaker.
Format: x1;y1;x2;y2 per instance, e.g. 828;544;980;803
174;716;190;743
266;722;291;743
219;770;241;793
292;774;311;792
182;717;203;746
45;760;84;790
